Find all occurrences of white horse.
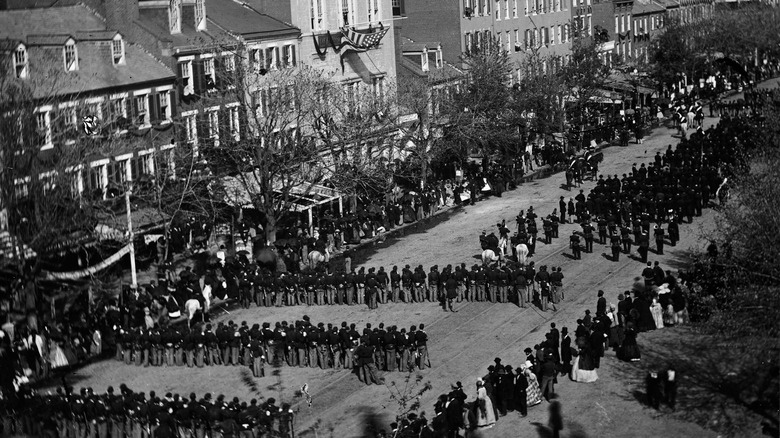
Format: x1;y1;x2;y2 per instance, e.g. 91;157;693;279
515;243;529;265
308;250;329;269
481;249;499;265
184;298;202;328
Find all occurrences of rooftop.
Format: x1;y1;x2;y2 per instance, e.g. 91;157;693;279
206;0;300;40
0;5;175;98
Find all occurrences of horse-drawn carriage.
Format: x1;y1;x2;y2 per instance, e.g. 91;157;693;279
565;150;604;189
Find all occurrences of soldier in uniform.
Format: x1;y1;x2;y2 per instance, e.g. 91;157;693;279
249;333;265;378
414;324;430;370
654;224;665;255
355;268;367;306
597;216;608;244
307;325;319;369
412;266;426;303
611;234;622;261
583;221;594;253
467;265;477;302
397;328;410;372
345;268;356;305
377;267;389;304
668;218;679;247
373;324;386;370
366;269;379;309
390;266;401;303
401;265;412;303
620;225;632;254
570;232;582;259
384;326;397;371
515;268;526;308
638;231;649;262
475;266;487;302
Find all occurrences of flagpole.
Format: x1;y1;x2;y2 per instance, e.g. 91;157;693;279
341;16;407;29
125;189;137;289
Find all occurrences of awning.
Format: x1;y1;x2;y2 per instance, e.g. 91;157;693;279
211;175;342;213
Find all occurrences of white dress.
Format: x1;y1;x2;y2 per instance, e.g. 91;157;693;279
476;386;496;428
650;299;664;330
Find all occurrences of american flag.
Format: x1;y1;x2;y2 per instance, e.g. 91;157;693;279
341;26;389;50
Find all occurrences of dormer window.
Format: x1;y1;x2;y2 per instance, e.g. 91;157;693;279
421;50;429;72
195;0;206;31
63;39;78;71
13;44;28;78
112;35;125;65
435;49;443;69
169;0;181;34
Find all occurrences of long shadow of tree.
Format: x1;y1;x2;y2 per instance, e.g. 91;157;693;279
610;326;779;437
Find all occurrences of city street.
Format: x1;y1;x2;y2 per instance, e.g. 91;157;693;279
56;119;734;437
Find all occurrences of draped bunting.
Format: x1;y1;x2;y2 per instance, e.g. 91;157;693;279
44;244;132;280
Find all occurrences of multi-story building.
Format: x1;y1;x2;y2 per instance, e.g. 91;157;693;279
0;4;177;200
397;0;572;79
250;0;397;98
631;0;666;63
76;0;302;150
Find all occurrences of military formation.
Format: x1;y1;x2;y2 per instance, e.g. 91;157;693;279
113;317;431;376
1;385;293;438
562;125;734;263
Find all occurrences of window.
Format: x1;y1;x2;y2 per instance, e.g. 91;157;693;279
225;54;236;73
133;95;149;126
195;0;206;30
36;110;52;148
109;159;128;186
204;58;216;89
158;91;171;121
14;44;28;78
393;0;404;15
110;96;126;122
524;29;530;48
310;0;324;31
504;0;509;17
543;27;550;45
15;177;30;199
184;112;198;144
435;49;443;68
557;24;562;44
495;0;500;19
506;31;511;51
112;35;125;65
179;60;193;95
64;40;78;71
207;110;219;145
228;106;240;141
341;0;356;27
525;0;529;14
588;15;592;35
615;16;619;34
265;47;278;70
372;76;385;101
533;28;539;47
253;89;270;118
169;0;181;34
513;0;518;16
465;32;472;52
564;24;569;42
626;14;631;31
87;162;107;198
368;0;381;24
281;45;296;68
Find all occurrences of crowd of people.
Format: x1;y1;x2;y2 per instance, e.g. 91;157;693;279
109;317;431;380
0;385;294;438
396;258;689;436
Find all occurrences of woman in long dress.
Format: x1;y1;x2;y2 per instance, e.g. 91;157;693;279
618;323;641;362
523;364;543;406
570;343;599;383
475;379;496;429
607;305;625;348
650;297;664;330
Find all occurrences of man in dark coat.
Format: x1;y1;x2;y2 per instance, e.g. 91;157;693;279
514;367;528;416
445;391;464;436
560;327;572;375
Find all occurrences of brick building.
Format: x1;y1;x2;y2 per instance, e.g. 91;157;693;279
0;4;177;200
397;0;572;80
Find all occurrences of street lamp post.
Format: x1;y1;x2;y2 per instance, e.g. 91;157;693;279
125;188;137;288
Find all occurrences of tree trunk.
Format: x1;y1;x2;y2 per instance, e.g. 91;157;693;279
265;215;277;246
420;157;428;191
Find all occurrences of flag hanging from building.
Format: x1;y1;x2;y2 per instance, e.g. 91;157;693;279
340;25;389;51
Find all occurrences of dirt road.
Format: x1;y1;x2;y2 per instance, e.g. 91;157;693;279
59;120;732;437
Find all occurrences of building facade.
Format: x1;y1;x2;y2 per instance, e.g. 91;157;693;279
398;0;572;80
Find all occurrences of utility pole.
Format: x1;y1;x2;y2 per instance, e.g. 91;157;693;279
125;188;137;288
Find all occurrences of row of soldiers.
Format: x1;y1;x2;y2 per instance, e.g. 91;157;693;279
175;258;566;313
1;385;292;438
113;317;431;375
568;212;680;262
